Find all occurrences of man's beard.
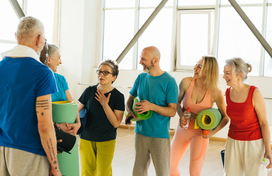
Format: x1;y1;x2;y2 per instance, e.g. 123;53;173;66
143;61;154;73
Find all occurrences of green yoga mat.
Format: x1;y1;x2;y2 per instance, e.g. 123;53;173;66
195;108;222;130
125;98;153;121
52;101;79;176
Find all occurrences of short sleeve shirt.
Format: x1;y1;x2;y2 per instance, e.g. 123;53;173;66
78;85;125;142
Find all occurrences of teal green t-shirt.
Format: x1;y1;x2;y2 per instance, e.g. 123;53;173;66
51;73;69;102
129;72;178;138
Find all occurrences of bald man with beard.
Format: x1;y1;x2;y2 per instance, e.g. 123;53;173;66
125;46;178;176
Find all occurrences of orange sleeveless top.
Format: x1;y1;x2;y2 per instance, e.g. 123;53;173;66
182;79;213;116
226;86;262;140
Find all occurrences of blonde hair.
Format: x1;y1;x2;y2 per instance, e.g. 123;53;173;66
200;56;220;93
225;58;252;80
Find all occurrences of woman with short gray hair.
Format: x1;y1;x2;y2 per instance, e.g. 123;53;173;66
77;59;125;176
223;58;272;176
40;43;80;176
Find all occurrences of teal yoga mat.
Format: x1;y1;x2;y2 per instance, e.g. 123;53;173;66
52;101;79;176
125;98;153;121
195;108;222;130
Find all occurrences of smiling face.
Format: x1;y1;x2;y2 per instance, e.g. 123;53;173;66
139;50;155;73
48;50;61;72
223;64;242;86
97;64;116;85
193;59;203;79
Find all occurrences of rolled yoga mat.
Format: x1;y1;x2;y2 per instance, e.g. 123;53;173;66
52;101;79;176
125;97;153;122
194;108;222;130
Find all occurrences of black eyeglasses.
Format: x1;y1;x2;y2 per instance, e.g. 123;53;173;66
96;70;112;76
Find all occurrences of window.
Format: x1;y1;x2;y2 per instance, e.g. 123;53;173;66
264;6;272;77
103;0;174;71
0;0;19;55
105;0;134;8
178;0;216;6
102;0;272;77
176;10;214;70
0;0;56;58
103;9;135;69
140;0;173;7
137;8;173;71
217;6;263;76
221;0;263;5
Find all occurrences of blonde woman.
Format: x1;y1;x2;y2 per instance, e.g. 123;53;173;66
223;58;272;176
170;56;229;176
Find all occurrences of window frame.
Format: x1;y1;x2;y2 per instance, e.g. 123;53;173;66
176;9;215;70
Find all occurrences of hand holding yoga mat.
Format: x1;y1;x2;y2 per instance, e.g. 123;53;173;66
194;108;222;131
125;97;153;124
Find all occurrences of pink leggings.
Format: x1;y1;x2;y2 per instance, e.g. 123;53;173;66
170;120;209;176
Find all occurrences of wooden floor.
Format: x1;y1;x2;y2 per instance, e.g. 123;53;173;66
112;128;226;176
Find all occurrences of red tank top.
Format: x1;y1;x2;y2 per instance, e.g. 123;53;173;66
226;86;262;140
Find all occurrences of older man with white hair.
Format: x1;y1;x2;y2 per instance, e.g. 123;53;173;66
0;16;61;176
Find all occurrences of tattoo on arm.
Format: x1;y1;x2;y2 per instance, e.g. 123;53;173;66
36;99;50;117
36;99;50;110
46;138;58;169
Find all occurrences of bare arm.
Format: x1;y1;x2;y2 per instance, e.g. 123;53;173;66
36;95;61;176
125;94;136;125
203;90;230;138
95;89;124;128
77;101;85;113
135;101;177;117
253;88;272;169
65;89;73;101
177;78;189;117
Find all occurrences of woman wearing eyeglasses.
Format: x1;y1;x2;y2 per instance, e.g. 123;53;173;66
40;43;81;176
170;56;229;176
77;60;125;176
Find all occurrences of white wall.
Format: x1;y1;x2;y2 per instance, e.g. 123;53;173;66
58;0;272;141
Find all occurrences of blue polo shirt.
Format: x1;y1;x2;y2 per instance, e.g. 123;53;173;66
129;72;178;138
0;57;57;156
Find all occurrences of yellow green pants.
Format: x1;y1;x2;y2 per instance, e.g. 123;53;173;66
80;138;116;176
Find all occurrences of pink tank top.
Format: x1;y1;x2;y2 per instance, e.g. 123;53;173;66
182;79;213;115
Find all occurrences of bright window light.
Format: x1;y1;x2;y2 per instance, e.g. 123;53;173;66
105;0;135;8
0;1;20;41
140;0;173;7
103;9;135;69
178;0;216;6
138;8;173;71
264;7;272;77
217;6;263;76
26;0;55;43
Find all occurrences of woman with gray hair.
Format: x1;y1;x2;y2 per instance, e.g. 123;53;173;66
40;43;80;176
77;60;125;176
223;58;272;176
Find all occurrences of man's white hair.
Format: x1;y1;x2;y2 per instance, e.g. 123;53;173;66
16;16;44;40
